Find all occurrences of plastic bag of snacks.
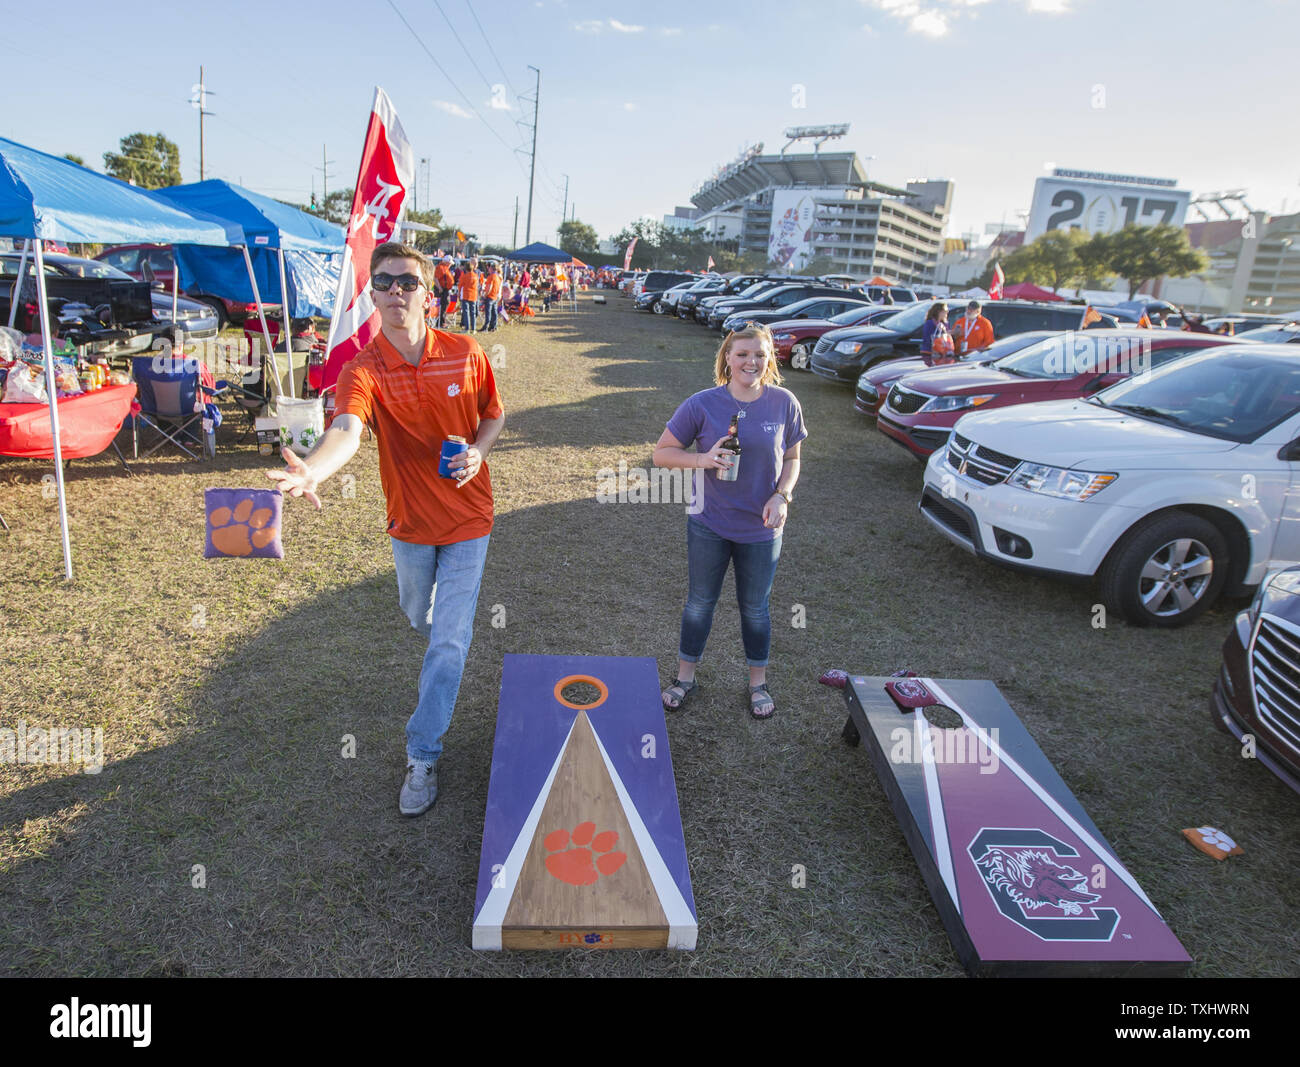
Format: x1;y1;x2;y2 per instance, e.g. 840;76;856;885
0;326;22;363
3;362;48;403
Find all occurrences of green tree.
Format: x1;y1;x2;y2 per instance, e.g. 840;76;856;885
103;132;181;189
63;153;85;167
1105;223;1208;299
797;254;840;278
401;208;446;254
1075;231;1116;292
557;219;599;258
1028;228;1087;292
1000;243;1053;287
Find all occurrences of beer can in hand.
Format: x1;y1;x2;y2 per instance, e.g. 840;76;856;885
439;435;468;478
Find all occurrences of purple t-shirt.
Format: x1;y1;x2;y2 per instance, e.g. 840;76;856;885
665;385;808;543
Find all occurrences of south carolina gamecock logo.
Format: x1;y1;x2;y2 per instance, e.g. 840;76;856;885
968;828;1119;941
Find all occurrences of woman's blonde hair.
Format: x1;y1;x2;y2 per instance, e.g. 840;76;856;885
713;322;783;387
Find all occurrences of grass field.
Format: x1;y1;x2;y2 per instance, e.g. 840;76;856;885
1;296;1296;977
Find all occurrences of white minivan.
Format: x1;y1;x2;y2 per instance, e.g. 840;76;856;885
918;344;1300;627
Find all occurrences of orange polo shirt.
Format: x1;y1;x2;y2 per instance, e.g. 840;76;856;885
954;313;994;355
458;270;481;301
484;273;502;300
334;328;504;545
434;263;453;290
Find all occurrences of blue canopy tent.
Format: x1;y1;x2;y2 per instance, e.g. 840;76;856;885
151;181;345;398
0;136;242;579
504;242;580;310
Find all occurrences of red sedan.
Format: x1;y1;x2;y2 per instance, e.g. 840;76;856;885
876;330;1244;458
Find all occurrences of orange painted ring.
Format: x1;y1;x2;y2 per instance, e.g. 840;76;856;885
553;674;609;711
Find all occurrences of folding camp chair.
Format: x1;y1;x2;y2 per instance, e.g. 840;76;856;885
131;355;227;460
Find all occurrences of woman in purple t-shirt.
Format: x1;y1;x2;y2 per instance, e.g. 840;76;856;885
653;323;808;719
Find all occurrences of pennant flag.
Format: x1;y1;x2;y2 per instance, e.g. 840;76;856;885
322;87;416;393
1082;306;1103;328
456;230;466;243
623;237;638;271
706;255;715;271
988;262;1005;301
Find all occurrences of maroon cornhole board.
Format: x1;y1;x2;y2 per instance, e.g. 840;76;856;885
841;675;1191;977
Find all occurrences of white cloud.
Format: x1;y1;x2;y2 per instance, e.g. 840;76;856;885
911;9;949;34
432;100;472;119
609;19;644;32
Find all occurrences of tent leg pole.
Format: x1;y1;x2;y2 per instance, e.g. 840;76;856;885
241;245;284;400
33;242;74;581
277;248;295;399
9;239;31;331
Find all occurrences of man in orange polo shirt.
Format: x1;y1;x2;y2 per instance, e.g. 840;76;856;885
433;254;455;328
952;299;995;357
267;242;505;817
482;262;502;331
458;256;482;333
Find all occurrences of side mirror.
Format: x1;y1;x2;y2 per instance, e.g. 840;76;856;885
1278;439;1300;461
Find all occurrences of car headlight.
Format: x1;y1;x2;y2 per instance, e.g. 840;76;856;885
1007;462;1117;500
834;340;863;355
773;332;794;341
920;393;996;413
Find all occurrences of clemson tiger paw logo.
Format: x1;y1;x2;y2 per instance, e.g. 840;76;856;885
209;497;278;556
543;821;626;886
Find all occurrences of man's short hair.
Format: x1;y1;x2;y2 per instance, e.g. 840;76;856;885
370;242;433;288
967;300;981;311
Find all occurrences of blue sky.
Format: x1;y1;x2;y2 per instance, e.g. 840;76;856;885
7;0;1298;250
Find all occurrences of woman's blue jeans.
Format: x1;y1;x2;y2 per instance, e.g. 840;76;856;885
678;517;782;668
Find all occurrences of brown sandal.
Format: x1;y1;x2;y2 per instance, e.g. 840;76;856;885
662;678;699;711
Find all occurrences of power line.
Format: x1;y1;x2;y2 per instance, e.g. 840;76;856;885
433;0;495;94
384;0;527;176
465;0;518;97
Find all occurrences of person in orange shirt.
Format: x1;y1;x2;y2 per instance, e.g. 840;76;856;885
266;242;505;817
952;300;995;357
433;255;454;328
458;256;482;332
482;262;502;331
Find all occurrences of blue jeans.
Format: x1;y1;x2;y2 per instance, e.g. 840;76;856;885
462;300;478;331
391;534;490;763
679;517;782;668
483;300;498;330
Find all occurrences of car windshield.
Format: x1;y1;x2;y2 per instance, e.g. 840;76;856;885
1092;348;1300;442
830;304;883;325
876;301;930;332
993;334;1147;380
49;257;135;280
1237;325;1300;342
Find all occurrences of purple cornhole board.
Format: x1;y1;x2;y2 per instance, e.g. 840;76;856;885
472;654;697;950
842;675;1191;977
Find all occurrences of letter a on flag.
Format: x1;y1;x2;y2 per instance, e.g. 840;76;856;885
323;87;416;392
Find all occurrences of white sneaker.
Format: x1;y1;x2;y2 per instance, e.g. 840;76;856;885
400;760;438;817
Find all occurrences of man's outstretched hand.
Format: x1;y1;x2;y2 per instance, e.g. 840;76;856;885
265;446;322;509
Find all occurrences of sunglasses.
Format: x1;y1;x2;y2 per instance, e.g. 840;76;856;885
371;272;423;293
727;320;771;335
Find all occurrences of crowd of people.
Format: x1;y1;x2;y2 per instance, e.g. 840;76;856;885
422;254;599;333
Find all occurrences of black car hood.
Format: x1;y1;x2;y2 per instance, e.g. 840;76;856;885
821;323;905;345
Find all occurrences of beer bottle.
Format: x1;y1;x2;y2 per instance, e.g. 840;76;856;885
717;414;741;482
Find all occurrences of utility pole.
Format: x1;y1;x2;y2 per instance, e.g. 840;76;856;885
524;65;540;244
561;174;569;230
512;196;519;248
317;145;335;221
193;67;214;181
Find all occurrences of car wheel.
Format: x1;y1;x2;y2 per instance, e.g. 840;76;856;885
790;343;811;369
653;300;667;315
1098;511;1229;628
197;297;228;330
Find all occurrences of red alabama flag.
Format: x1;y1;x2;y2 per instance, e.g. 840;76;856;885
988;261;1005;301
323;87;416;392
706;255;715;271
623;238;638;271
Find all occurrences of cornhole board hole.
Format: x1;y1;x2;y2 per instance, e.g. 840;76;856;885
841;675;1191;977
473;654;697;950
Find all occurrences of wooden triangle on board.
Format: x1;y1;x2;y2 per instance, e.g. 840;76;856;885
502;710;668;948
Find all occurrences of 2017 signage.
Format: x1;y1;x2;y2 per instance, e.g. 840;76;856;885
1025;176;1191;242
